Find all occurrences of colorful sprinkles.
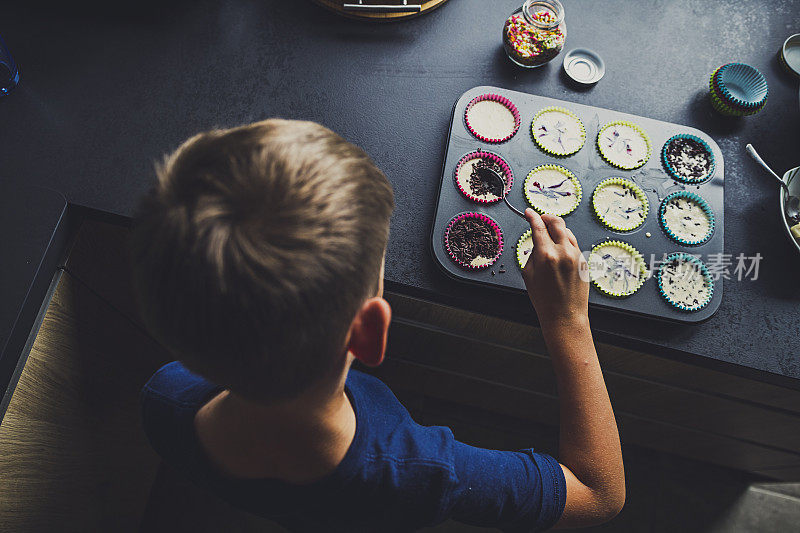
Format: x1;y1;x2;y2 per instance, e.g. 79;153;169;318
503;8;565;67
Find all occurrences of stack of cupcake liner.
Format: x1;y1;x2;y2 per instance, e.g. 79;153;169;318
709;63;768;117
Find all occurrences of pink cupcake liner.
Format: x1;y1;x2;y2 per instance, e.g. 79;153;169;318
453;150;514;204
444;212;504;269
464;94;521;143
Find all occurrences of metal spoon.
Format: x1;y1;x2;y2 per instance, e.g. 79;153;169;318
476;166;527;219
746;144;800;220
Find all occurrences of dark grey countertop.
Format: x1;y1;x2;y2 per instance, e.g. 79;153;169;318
1;0;799;389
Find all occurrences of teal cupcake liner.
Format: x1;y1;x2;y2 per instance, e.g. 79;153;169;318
656;252;714;312
661;134;716;184
712;63;768;109
659;191;715;246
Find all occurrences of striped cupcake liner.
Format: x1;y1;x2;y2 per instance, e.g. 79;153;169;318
516;229;533;268
588;240;647;298
530;106;586;157
661;134;716;184
453;150;514;204
444;212;504;269
659;191;715;246
591;178;649;231
524;164;582;216
596;120;652;170
464;93;521;144
713;63;768;108
710;91;764;116
656;252;714;312
709;64;768;112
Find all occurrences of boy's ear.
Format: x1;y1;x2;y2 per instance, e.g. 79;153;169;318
346;297;392;367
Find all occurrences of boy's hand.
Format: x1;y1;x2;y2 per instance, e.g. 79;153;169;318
521;208;589;327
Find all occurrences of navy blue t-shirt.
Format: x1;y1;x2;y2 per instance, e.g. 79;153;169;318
141;362;566;532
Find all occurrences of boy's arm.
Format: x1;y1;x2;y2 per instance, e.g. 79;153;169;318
521;209;625;528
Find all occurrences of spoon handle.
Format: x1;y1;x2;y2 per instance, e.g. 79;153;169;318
504;197;527;218
746;144;790;194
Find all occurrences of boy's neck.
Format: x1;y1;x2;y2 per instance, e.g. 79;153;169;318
195;364;356;484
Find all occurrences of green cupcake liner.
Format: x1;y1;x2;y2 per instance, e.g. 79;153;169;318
657;252;714;312
588;240;647;298
516;229;534;268
659;191;715;246
530;106;586;157
524;164;582;216
596;120;652;170
591;178;649;231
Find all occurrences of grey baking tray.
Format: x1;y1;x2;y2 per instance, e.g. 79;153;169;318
431;86;724;324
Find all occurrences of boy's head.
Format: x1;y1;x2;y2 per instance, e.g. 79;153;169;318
131;119;395;403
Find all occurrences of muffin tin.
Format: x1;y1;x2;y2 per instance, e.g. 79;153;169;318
431;86;725;323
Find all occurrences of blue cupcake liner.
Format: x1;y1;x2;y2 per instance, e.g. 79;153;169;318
656;252;714;312
661;134;716;184
713;63;768;109
659;191;715;246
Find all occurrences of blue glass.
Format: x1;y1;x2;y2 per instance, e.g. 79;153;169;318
0;35;19;96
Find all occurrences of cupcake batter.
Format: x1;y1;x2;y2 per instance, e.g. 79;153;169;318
516;232;533;268
456;157;506;201
664;137;713;182
525;167;580;216
589;243;645;296
532;109;585;155
593;180;647;231
659;257;711;310
466;100;517;141
598;123;650;169
662;195;712;244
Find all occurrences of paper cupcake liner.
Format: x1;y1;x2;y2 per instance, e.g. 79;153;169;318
709;64;768;110
596;120;652;170
657;252;714;312
453;151;514;204
661;134;716;184
516;229;533;268
524;164;582;216
659;191;715;246
530;106;587;157
591;178;649;231
714;63;768;108
588;240;647;298
464;93;521;144
710;91;763;116
444;212;504;269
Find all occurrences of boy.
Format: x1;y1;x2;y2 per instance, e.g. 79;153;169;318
132;119;625;532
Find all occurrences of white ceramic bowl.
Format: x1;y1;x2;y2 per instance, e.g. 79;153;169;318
780;166;800;256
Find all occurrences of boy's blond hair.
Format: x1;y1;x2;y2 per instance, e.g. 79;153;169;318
130;119;395;402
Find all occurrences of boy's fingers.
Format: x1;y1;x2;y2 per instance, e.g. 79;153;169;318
566;228;579;248
541;214;569;244
525;209;554;251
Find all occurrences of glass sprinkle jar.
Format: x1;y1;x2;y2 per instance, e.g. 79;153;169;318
503;0;566;68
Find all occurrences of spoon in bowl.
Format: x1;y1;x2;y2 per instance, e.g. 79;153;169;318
476;166;527;219
746;144;800;221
